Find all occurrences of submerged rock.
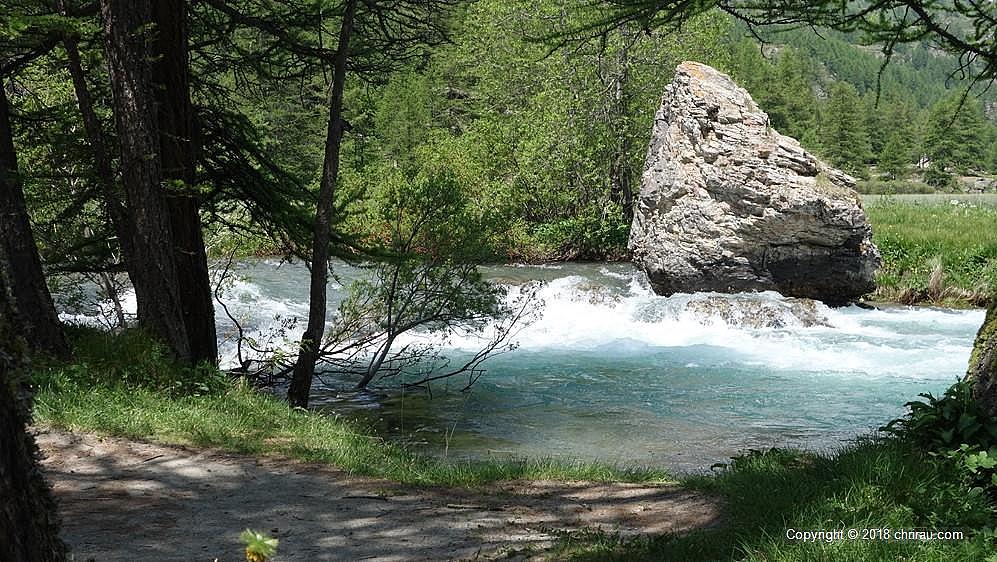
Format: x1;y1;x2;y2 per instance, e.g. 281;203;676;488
683;296;830;329
628;62;880;306
632;293;830;329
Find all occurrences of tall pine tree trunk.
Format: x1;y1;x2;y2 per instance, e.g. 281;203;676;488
0;81;70;360
288;0;357;407
63;32;137;277
0;251;67;562
100;0;191;362
968;304;997;415
606;28;633;223
154;0;217;366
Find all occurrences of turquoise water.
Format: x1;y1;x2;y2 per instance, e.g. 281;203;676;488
210;261;984;472
60;260;984;472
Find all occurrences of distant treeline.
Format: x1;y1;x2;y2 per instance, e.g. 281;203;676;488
728;26;997;190
11;2;993;267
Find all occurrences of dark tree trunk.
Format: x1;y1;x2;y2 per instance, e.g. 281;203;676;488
154;0;217;366
166;196;216;365
0;260;68;562
609;146;633;223
0;81;70;360
968;304;997;416
63;32;136;269
288;0;357;407
606;30;634;223
100;0;191;362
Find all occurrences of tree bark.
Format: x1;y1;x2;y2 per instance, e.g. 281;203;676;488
606;28;634;223
63;33;127;236
153;0;217;366
288;0;357;407
0;256;67;562
967;304;997;416
100;0;191;362
63;31;137;280
0;81;70;360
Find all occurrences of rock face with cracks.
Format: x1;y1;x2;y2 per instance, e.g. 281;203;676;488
629;61;880;305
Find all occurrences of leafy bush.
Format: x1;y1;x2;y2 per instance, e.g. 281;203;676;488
884;380;997;494
924;163;955;189
884;381;997;449
34;326;229;397
533;204;630;259
943;444;997;488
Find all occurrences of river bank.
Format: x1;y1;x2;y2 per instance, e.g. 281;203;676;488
32;337;995;560
197;261;978;470
56;262;985;472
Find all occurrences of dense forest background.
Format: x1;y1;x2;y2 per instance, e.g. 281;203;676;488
9;1;996;271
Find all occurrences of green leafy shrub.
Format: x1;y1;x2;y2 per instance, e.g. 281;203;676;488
35;326;229;397
884;381;997;449
884;381;997;495
944;444;997;489
239;529;278;562
924;163;955;189
533;204;630;260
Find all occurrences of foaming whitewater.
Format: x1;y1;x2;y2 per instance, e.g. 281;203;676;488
440;269;980;382
59;262;983;381
55;260;986;471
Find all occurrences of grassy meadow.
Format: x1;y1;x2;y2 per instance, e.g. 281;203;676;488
864;197;997;306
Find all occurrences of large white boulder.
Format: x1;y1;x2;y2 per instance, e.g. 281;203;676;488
629;62;880;305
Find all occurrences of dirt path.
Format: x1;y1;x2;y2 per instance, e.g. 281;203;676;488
37;428;722;561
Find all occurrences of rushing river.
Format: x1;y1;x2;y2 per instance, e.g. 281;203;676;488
62;260;986;472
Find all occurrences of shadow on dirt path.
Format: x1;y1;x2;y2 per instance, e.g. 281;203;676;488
37;428;722;561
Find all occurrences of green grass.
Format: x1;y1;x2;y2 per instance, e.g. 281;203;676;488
866;201;997;306
863;194;997;206
552;441;996;561
31;327;669;487
34;383;672;486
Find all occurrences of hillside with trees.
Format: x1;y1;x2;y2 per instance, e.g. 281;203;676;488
728;26;997;192
7;2;995;268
